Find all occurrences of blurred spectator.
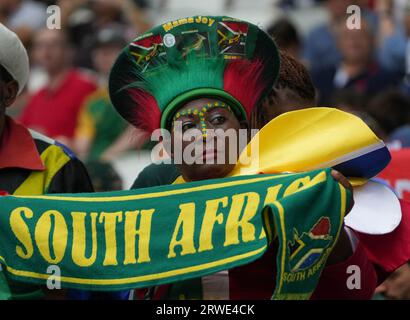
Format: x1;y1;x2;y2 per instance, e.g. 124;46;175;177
330;89;386;138
0;22;95;300
303;0;349;69
378;1;410;76
88;24;126;85
267;18;302;59
304;0;378;70
59;0;126;68
252;51;316;129
122;0;152;34
19;28;97;146
0;0;47;46
353;110;386;139
58;0;151;69
330;88;365;112
392;0;409;23
311;21;400;105
389;125;410;148
74;25;140;162
375;0;395;39
278;0;320;10
365;89;410;136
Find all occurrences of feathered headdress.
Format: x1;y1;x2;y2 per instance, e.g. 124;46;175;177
109;16;280;132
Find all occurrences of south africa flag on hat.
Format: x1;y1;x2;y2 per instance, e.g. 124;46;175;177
217;21;249;57
129;34;166;72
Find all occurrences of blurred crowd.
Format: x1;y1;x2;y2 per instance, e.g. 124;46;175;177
1;0;410;300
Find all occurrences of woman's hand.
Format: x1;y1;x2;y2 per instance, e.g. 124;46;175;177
376;263;410;299
331;170;355;214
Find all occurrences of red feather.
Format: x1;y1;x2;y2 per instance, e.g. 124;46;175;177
127;88;162;134
223;59;267;119
126;59;268;132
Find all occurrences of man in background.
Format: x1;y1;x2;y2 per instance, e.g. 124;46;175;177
267;18;302;60
19;28;97;147
378;1;410;77
0;0;47;45
73;25;146;162
304;0;379;70
0;23;94;300
74;25;128;162
311;21;399;105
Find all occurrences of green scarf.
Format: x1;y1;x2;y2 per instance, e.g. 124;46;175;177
0;169;349;299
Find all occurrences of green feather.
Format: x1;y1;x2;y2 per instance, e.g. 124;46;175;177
126;52;226;111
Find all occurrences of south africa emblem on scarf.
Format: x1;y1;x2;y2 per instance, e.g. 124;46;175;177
288;217;333;273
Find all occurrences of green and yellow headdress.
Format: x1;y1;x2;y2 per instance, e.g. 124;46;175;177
109;15;280;132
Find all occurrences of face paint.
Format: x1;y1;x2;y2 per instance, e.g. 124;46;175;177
172;102;233;139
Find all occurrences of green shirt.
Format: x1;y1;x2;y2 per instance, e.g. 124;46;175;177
75;88;128;161
131;163;181;189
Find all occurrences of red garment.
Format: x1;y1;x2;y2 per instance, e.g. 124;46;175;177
229;242;277;299
378;149;410;201
20;69;97;139
229;238;378;300
310;242;378;300
357;200;410;273
0;116;44;170
367;0;376;9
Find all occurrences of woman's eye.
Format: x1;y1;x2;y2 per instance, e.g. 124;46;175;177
182;122;196;132
210;116;226;125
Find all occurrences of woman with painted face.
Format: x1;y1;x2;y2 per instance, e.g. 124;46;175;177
108;16;374;300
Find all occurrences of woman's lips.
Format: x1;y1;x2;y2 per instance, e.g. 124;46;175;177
192;147;222;163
